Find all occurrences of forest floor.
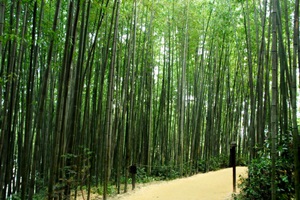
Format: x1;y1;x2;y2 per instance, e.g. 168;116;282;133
77;167;248;200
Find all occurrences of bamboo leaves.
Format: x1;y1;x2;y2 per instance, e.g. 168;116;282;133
0;0;299;199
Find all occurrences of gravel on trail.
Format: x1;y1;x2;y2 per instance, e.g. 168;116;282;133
109;167;247;200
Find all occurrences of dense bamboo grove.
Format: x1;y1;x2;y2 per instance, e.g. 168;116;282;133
0;0;299;199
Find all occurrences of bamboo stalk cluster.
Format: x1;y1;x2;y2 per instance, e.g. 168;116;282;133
0;0;299;199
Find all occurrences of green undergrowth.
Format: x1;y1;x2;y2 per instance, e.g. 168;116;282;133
9;155;241;199
141;154;246;181
234;134;295;200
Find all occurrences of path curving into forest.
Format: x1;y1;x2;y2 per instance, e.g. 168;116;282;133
110;167;247;200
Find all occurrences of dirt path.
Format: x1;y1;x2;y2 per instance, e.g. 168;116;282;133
110;167;247;200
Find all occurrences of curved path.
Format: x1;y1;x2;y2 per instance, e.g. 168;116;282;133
111;167;247;200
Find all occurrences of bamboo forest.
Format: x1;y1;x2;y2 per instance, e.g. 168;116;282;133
0;0;300;199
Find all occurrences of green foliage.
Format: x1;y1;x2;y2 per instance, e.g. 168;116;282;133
96;184;116;196
238;141;295;200
238;157;294;199
151;165;180;180
7;190;47;200
7;194;21;200
131;155;233;184
237;157;247;166
56;147;93;197
198;155;230;172
136;167;157;183
32;190;47;200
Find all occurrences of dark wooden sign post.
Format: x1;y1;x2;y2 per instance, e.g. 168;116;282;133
129;165;137;190
230;142;237;193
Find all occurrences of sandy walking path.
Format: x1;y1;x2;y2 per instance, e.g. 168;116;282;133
111;167;247;200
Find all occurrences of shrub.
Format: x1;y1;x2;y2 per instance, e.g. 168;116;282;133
238;150;294;199
136;167;157;183
96;184;116;195
151;165;180;180
197;155;230;173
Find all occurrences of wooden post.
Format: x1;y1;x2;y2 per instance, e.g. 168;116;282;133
230;142;237;193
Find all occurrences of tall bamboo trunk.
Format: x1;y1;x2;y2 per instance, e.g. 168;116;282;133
271;0;278;199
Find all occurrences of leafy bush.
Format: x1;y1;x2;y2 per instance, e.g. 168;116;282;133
198;159;206;172
151;165;180;180
136;167;157;183
237;157;247;166
198;155;230;172
96;184;116;195
238;143;294;200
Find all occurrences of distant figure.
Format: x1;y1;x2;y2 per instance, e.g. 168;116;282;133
129;165;137;190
